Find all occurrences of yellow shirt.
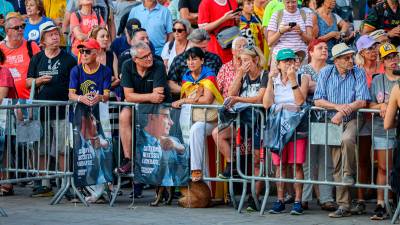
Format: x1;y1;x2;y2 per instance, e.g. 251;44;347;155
254;5;265;21
43;0;67;46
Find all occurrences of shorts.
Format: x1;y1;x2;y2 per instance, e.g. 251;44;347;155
39;119;68;156
272;138;307;166
373;136;397;150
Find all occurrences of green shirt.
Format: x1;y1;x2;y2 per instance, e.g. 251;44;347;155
262;0;284;27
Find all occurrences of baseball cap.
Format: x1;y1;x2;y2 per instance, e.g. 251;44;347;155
276;48;296;61
356;35;377;52
126;18;142;35
77;38;100;50
379;43;398;58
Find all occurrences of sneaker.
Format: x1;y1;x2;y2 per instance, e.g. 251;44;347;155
114;158;133;174
342;176;355;186
350;200;366;215
284;194;294;204
290;202;304;215
31;186;54;197
269;200;285;214
328;208;351;218
218;163;232;179
370;205;387;220
246;196;258;212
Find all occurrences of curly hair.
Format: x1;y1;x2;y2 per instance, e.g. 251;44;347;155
25;0;46;17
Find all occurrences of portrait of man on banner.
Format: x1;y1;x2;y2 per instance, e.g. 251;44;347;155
135;104;190;187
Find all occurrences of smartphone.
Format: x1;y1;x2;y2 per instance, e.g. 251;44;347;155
289;22;297;28
233;7;243;14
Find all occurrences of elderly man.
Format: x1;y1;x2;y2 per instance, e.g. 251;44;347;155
128;0;173;55
0;12;41;99
26;20;76;197
168;28;222;100
116;41;169;175
314;43;371;218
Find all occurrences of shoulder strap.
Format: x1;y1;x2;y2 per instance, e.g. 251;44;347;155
299;9;307;24
297;73;302;87
168;40;175;55
94;9;101;24
276;10;284;27
27;40;33;59
227;0;232;10
76;10;82;23
382;74;386;102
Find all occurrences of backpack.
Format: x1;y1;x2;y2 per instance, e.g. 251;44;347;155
27;40;33;59
75;9;102;25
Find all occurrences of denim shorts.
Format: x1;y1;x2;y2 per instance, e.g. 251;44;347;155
373;136;397;150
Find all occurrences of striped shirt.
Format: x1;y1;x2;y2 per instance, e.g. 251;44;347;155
313;65;371;122
267;9;312;55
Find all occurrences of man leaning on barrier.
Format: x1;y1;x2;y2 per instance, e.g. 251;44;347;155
117;41;170;175
313;43;371;218
26;20;77;197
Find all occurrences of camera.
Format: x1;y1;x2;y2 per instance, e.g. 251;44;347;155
289;22;296;28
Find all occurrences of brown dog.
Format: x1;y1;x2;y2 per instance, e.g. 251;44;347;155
178;181;211;208
150;186;175;206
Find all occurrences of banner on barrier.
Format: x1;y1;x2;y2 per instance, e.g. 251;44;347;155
73;102;113;187
135;104;190;186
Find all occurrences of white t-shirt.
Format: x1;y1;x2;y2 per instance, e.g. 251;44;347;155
273;74;296;105
161;41;177;71
267;9;313;55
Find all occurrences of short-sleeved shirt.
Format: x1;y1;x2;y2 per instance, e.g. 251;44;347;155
43;0;66;22
217;60;235;98
69;64;112;95
0;66;17;99
70;10;105;55
267;9;313;55
178;0;201;13
0;40;41;99
240;15;264;50
314;65;371;122
67;0;113;23
120;58;169;97
370;74;397;137
198;0;237;64
364;2;400;46
167;51;222;86
240;70;268;98
24;17;52;44
262;0;284;27
128;3;173;56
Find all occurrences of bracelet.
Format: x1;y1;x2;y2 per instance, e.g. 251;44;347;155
77;95;81;102
291;85;299;90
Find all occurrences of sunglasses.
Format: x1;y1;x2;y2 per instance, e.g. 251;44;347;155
173;28;185;33
9;24;26;30
79;49;93;55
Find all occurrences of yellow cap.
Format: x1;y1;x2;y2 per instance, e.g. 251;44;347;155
379;43;398;58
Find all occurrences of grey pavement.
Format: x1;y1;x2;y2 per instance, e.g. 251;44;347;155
0;187;395;225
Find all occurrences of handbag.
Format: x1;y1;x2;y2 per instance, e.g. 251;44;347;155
216;0;240;49
187;85;218;122
263;104;309;154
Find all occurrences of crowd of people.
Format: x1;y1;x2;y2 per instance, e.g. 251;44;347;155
0;0;400;221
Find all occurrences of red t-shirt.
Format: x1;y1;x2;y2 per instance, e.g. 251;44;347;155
198;0;237;64
0;40;41;99
0;67;18;99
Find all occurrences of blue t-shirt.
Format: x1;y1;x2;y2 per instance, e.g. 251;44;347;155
69;64;112;95
24;17;52;44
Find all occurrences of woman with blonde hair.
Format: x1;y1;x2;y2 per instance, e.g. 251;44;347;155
24;0;52;44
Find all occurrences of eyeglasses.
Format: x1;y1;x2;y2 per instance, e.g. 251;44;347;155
136;53;152;60
9;24;25;30
79;49;93;55
173;28;185;33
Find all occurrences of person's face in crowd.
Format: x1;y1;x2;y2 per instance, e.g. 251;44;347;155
191;40;209;52
25;0;40;17
80;48;98;64
42;29;61;49
335;53;354;72
96;29;110;50
134;47;153;69
173;23;188;41
243;1;255;14
310;42;328;61
284;0;298;13
6;18;25;42
360;43;379;62
80;0;94;6
323;0;336;10
383;53;400;71
232;39;247;56
240;53;258;72
187;55;204;73
277;58;295;74
151;108;173;137
133;31;150;46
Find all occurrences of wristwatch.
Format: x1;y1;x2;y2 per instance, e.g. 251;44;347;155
291;85;299;90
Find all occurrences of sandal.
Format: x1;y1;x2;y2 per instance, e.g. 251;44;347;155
0;185;14;196
191;170;203;182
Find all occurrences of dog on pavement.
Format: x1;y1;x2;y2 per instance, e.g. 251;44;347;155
178;181;211;208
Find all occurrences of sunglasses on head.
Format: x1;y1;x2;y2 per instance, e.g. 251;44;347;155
9;24;25;30
79;49;93;55
173;28;185;33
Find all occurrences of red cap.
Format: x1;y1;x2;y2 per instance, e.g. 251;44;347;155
77;38;100;50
